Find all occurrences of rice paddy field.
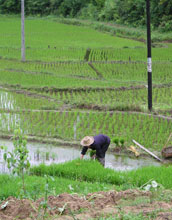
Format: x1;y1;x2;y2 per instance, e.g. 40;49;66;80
0;15;172;152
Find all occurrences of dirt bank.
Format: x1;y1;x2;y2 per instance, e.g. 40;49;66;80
1;189;172;220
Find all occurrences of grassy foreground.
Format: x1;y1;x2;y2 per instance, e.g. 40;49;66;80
0;173;114;201
1;159;172;201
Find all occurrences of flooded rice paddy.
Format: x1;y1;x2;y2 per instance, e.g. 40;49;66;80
0;89;162;173
0;139;160;173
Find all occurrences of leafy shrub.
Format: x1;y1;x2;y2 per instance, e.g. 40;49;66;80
159;19;172;32
98;0;115;21
0;0;21;14
79;3;99;20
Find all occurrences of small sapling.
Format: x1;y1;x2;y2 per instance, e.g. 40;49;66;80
2;128;30;195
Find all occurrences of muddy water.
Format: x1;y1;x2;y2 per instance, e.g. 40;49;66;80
0;139;161;173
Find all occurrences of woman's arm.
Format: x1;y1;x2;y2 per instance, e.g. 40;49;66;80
80;154;84;159
80;146;88;159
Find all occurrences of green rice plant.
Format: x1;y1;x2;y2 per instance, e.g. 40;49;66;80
30;159;125;185
30;159;172;190
31;159;172;191
1;61;172;110
113;137;120;147
120;138;125;147
89;150;96;158
0;110;171;151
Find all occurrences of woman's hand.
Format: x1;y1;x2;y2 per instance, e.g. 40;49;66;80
91;154;96;160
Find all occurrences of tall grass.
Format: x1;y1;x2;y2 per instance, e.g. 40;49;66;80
30;159;172;190
30;159;125;185
1;160;172;201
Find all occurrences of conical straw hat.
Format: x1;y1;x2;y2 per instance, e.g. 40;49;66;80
80;136;94;146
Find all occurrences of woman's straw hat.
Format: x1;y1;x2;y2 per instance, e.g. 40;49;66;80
80;136;94;146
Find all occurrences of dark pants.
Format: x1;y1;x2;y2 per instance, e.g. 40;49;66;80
96;157;105;166
96;139;110;167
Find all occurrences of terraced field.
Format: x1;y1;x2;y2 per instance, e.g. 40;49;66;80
0;16;172;151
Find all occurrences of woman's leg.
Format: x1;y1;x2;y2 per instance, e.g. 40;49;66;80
96;157;105;166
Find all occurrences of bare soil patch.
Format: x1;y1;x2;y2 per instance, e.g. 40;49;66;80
1;189;172;220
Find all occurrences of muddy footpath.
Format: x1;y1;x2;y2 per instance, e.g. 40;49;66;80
1;189;172;220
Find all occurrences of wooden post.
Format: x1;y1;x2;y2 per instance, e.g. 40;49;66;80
133;140;163;162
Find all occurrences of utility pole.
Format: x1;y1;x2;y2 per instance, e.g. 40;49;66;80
21;0;25;62
146;0;152;111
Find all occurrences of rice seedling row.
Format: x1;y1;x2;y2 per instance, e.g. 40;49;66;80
0;47;86;61
1;82;172;112
0;16;172;156
1;45;172;62
0;17;171;65
0;111;171;150
36;86;172;111
0;89;64;111
1;59;172;90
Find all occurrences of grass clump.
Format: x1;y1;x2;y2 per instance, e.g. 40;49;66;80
30;159;125;185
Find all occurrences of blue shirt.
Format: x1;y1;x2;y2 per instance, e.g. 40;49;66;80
81;134;110;158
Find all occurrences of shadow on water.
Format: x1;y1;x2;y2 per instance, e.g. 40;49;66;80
0;139;161;173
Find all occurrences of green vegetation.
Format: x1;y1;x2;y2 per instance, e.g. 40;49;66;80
0;173;114;200
1;159;172;201
0;110;171;150
1;0;172;32
30;159;172;190
0;16;172;219
0;16;144;50
30;159;124;185
0;17;171;151
2;129;30;194
93;212;159;220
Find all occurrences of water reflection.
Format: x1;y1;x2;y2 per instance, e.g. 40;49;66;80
0;89;14;110
105;154;160;171
0;139;160;173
